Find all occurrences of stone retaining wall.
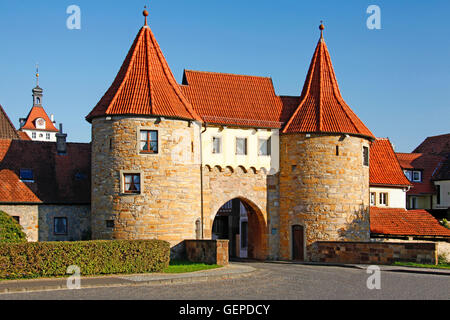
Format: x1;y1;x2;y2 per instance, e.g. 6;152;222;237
184;240;229;266
311;241;438;265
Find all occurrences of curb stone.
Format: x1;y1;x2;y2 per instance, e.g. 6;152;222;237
0;264;259;295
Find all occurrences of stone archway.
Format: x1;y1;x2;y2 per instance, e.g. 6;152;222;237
202;165;272;260
211;197;267;260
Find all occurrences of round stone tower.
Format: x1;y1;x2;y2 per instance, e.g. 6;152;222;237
279;24;375;261
86;11;203;254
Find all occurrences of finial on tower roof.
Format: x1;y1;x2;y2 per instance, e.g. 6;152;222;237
35;63;39;86
319;21;325;41
143;6;149;26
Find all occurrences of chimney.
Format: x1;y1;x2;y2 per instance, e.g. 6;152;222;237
51;114;55;123
56;123;67;155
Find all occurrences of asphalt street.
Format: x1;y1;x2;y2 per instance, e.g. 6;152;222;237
1;262;448;300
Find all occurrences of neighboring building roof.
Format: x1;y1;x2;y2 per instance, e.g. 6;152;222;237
21;106;59;132
86;20;201;123
370;207;450;237
0;139;91;204
0;105;20;140
433;156;450;181
17;131;31;141
413;133;450;156
282;25;374;139
396;152;445;195
181;70;284;128
370;138;411;187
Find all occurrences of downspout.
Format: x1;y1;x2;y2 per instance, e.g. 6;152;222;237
200;123;208;239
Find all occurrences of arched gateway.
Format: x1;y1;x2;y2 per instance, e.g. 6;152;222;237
201;165;278;260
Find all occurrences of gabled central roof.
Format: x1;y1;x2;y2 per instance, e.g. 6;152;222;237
283;25;374;139
86;15;201;123
181;70;284;128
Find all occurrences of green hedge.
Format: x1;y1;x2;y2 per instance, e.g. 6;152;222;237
0;211;27;244
0;240;170;280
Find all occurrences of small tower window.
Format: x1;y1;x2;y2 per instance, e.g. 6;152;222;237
140;130;158;153
336;146;340;156
363;146;369;166
123;173;141;194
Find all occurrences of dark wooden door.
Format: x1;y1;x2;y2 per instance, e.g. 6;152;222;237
292;225;304;261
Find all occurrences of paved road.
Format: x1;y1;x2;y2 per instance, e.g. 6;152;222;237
1;262;449;300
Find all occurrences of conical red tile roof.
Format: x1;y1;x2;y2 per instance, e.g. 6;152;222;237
283;26;374;139
86;22;201;122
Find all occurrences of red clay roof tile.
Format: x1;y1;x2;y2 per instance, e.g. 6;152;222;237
21;106;58;132
0;139;90;204
86;25;201;122
370;138;411;187
0;105;20;140
181;70;284;128
370;207;450;237
396;152;444;195
282;28;374;139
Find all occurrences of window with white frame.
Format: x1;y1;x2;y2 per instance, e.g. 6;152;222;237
412;171;422;182
258;137;271;156
379;193;388;206
236;138;247;155
212;137;222;154
46;133;50;140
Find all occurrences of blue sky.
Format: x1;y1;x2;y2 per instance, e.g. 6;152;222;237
0;0;448;152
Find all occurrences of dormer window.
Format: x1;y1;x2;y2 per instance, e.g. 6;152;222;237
35;118;46;130
19;169;34;182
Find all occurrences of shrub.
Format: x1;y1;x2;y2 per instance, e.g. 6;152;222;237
0;211;27;244
440;218;449;229
438;253;449;265
0;239;170;280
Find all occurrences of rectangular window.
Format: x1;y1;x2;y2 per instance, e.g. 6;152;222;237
19;169;34;182
236;138;247;155
370;192;376;205
32;132;36;139
258;138;271;156
140;130;158;153
212;137;222;154
412;171;422;182
123;173;141;194
106;220;115;228
54;217;68;235
436;185;441;205
46;133;50;140
363;146;369;166
379;193;388;206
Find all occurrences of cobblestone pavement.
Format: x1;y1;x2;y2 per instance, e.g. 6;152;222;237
1;262;449;300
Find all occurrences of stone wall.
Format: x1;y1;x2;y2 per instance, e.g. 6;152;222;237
91;117;202;257
202;166;279;260
311;241;438;265
185;240;229;266
0;204;90;242
279;133;371;260
38;205;91;241
372;238;450;261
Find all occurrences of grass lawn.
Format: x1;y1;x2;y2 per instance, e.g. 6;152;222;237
163;260;222;274
392;262;450;270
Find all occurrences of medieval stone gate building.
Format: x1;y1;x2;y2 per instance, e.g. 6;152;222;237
86;10;375;261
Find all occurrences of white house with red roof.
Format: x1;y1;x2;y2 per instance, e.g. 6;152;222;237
18;71;59;142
